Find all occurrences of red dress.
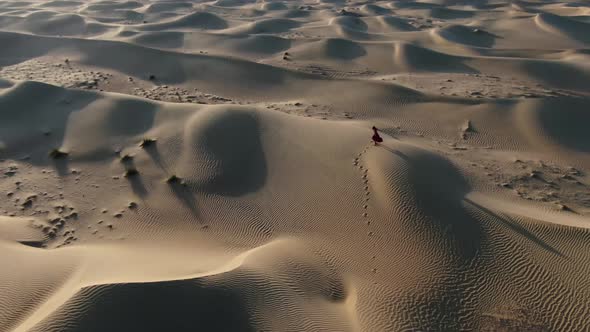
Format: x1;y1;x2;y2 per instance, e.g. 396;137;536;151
372;126;383;145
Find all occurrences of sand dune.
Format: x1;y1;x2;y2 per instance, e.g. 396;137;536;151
292;38;367;60
534;12;590;44
431;25;498;48
0;11;111;36
140;11;229;30
144;2;194;13
223;18;301;34
393;42;473;72
1;0;590;331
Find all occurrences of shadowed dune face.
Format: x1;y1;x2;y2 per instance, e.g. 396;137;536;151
0;11;112;36
180;108;267;196
330;16;369;32
393;42;476;73
365;144;481;259
228;18;301;34
129;31;185;48
293;38;367;61
0;81;98;159
144;2;194;13
31;280;257;332
376;15;418;31
140;12;229;31
84;1;143;11
282;9;311;18
224;35;292;54
534;100;590;153
516;97;590;153
38;1;84;8
323;38;367;59
62;98;159;159
22;239;352;332
1;0;590;330
260;1;288;11
429;7;476;19
212;0;257;7
519;59;590;90
534;12;590;44
433;25;498;48
360;4;391;15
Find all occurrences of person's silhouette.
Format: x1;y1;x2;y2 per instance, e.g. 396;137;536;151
372;126;383;145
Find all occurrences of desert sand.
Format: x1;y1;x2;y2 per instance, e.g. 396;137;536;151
0;0;589;330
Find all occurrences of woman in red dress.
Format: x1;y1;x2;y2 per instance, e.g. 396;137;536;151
372;126;383;145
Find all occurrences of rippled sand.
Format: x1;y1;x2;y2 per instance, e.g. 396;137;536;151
1;0;589;330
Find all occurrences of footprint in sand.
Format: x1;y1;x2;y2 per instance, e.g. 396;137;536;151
354;144;380;275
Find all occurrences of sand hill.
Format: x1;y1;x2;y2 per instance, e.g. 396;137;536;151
0;0;590;331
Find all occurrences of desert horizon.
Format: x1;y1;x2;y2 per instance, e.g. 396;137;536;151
0;0;589;331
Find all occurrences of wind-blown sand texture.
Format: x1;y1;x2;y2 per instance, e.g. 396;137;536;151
1;0;590;331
